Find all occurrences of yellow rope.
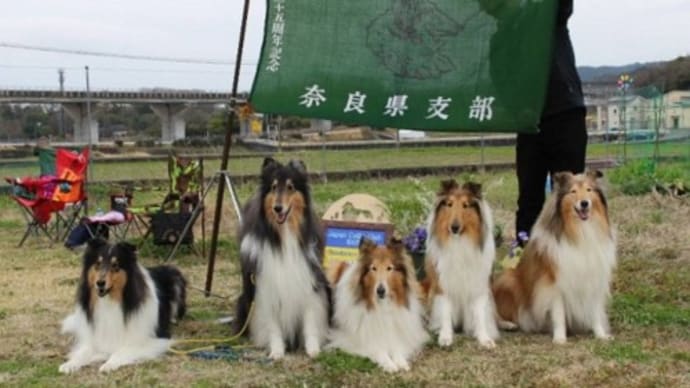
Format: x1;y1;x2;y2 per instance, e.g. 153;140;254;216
170;274;257;356
169;301;255;355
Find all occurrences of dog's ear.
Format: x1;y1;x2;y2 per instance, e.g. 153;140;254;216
552;171;573;190
462;182;482;198
288;159;307;175
86;237;107;252
586;169;604;181
114;242;137;262
386;236;405;255
261;157;279;173
438;179;459;196
359;236;377;256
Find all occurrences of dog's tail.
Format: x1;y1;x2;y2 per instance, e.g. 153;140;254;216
232;268;256;336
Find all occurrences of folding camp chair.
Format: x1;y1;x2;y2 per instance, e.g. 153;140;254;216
130;153;205;253
8;147;89;247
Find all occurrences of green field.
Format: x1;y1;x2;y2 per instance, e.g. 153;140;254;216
2;141;688;184
0;162;689;386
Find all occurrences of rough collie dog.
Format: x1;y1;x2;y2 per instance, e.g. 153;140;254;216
328;237;428;372
59;239;187;373
423;179;499;348
234;158;331;359
492;171;616;344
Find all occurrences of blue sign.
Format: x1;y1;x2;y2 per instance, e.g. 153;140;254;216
325;227;387;248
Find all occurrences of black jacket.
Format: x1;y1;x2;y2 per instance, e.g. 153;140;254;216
542;0;584;118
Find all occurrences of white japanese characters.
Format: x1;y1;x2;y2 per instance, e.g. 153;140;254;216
426;96;452;120
266;0;286;72
469;96;495;122
296;84;496;123
299;84;327;108
343;91;367;114
383;95;409;117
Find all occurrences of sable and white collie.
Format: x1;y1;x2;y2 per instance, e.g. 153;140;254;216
327;237;429;372
59;239;187;373
492;170;616;344
423;179;499;348
234;157;331;359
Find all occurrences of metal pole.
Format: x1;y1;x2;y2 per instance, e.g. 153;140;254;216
58;68;65;138
85;65;93;214
205;0;251;296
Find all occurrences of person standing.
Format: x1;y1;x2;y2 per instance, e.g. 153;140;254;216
515;0;587;239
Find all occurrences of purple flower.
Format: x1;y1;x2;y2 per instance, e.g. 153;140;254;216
404;226;427;254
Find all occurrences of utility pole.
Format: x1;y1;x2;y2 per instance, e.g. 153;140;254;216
58;68;65;138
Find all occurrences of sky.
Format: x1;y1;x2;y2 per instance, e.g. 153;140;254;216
0;0;688;92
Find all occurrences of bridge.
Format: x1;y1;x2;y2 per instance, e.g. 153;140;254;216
0;89;246;143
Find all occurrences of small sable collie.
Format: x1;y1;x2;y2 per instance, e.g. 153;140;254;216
234;158;331;359
423;179;499;348
59;239;187;373
492;171;616;343
328;237;428;373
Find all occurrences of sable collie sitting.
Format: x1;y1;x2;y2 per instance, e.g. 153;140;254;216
424;179;499;348
59;239;186;373
234;158;331;359
328;237;428;372
492;171;616;343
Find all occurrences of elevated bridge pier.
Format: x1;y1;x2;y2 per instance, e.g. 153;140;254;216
150;103;187;143
62;103;99;144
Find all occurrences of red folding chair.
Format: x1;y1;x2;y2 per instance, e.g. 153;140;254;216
8;147;89;247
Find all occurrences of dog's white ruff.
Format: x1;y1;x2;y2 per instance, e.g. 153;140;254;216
427;200;499;347
241;229;329;359
59;264;170;373
327;263;429;372
518;217;616;342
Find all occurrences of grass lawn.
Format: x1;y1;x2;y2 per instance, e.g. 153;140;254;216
1;140;688;184
0;166;689;387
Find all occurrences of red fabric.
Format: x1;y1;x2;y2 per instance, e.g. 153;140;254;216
11;147;89;225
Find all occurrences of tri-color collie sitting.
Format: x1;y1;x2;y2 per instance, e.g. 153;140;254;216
492;171;616;344
234;158;331;359
59;239;186;373
423;179;500;348
328;237;428;372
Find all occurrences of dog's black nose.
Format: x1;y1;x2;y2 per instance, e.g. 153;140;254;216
376;285;386;299
580;200;589;209
96;280;106;288
273;204;283;213
451;223;460;234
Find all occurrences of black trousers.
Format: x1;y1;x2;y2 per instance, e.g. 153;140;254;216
515;107;587;235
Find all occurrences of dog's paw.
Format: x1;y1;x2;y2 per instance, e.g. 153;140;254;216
438;331;453;347
305;342;320;358
552;336;567;345
498;320;518;331
268;348;285;360
378;359;399;373
478;338;496;349
392;355;410;372
58;361;82;374
98;361;121;373
595;333;614;341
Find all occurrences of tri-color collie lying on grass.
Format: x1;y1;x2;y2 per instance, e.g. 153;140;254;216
492;170;616;344
233;157;331;359
423;179;500;348
327;237;428;372
59;239;186;373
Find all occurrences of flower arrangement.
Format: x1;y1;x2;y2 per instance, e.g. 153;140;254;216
403;226;427;279
499;231;529;270
403;226;427;255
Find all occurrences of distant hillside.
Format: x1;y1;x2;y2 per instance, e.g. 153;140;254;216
578;56;689;92
577;62;659;83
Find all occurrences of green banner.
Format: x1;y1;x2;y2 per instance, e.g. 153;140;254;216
250;0;558;133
